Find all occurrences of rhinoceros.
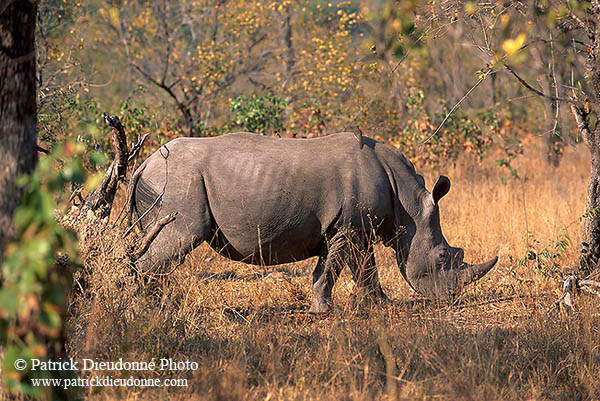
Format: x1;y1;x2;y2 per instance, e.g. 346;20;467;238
127;132;497;313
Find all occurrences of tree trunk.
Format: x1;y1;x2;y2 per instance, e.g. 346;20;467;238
577;25;600;276
276;3;295;94
0;0;39;253
579;152;600;275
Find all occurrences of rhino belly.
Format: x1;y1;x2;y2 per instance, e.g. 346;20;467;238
208;208;325;265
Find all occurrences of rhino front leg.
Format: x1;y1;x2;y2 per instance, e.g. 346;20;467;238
309;255;345;314
348;246;389;305
309;233;348;314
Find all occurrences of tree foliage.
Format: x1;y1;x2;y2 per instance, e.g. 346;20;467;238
230;92;288;134
1;145;86;398
40;0;537;168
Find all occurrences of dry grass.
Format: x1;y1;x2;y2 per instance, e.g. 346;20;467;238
67;136;600;400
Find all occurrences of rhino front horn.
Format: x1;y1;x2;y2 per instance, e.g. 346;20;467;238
458;256;498;287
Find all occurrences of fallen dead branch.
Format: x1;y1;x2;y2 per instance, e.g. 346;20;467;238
63;114;152;229
549;275;600;314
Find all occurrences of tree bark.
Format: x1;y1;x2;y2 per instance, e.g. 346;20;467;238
575;15;600;275
0;0;39;252
579;151;600;275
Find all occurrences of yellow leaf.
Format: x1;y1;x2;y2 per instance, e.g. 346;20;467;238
464;2;476;15
85;172;104;193
108;7;120;26
502;33;525;56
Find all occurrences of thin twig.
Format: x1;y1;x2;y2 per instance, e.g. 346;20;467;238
508;94;541;102
420;38;561;144
127;133;150;163
421;69;491;144
549;32;561;135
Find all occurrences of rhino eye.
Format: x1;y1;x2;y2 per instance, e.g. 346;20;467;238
436;249;450;268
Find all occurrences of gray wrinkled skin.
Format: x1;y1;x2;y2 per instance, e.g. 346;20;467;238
128;132;497;313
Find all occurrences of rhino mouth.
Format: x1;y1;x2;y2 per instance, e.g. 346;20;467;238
409;256;498;300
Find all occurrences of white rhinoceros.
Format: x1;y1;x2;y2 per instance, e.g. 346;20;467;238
127;132;497;313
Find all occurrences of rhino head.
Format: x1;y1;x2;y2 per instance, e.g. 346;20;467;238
400;176;497;300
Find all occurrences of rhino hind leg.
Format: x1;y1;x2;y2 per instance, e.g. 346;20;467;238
133;175;214;274
309;257;331;314
134;219;210;273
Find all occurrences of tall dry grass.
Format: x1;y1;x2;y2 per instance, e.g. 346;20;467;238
67;136;600;400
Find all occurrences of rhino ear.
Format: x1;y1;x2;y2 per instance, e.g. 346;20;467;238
431;176;451;205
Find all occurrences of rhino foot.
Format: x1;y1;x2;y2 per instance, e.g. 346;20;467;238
308;298;333;315
349;288;390;311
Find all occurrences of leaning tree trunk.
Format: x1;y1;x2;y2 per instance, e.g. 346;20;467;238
77;114;129;221
0;0;39;253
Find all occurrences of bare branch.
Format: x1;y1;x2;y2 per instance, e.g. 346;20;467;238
127;133;150;163
580;279;600;288
75;114;130;221
104;113;128;175
129;212;177;261
159;0;171;86
504;64;575;105
130;61;195;134
549;32;561;135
